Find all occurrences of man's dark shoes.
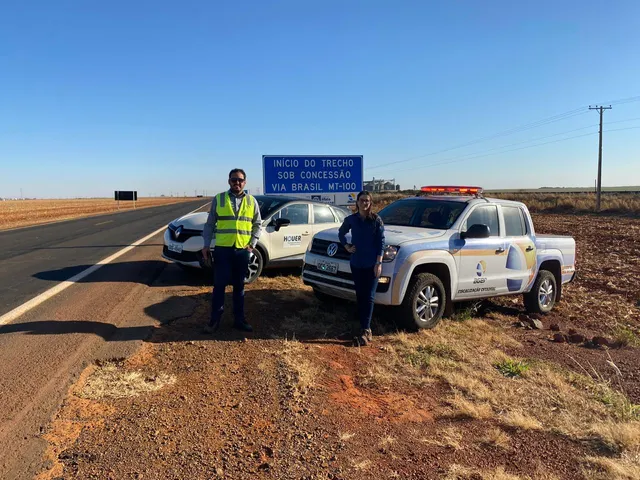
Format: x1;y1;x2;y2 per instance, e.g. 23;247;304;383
203;321;219;334
233;321;253;333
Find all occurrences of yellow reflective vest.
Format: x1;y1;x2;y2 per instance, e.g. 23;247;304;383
215;192;256;248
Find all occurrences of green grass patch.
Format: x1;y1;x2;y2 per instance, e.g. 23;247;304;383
405;346;432;369
495;359;530;378
613;325;640;347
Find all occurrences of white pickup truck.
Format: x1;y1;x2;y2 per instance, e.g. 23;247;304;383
302;188;576;330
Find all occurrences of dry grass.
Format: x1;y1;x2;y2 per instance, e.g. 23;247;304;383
502;411;543;431
78;362;176;399
0;197;201;230
339;432;355;441
589;421;640;453
446;464;524;480
584;452;640;480
371;191;640;215
447;392;494;420
481;427;511;449
491;192;640;215
378;435;396;448
357;318;640;474
352;459;372;471
278;339;323;394
422;426;464;450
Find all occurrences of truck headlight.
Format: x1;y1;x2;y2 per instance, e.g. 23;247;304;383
382;245;399;263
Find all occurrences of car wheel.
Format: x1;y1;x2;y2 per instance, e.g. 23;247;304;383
245;248;264;284
399;273;446;330
523;270;557;314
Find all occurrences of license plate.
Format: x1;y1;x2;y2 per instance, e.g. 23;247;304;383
168;242;183;254
317;260;338;274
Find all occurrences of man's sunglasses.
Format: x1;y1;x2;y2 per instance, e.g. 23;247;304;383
229;177;245;183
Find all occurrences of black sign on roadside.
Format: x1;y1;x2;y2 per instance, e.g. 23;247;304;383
114;191;137;210
114;191;137;201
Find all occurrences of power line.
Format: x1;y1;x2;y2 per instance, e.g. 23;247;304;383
368;95;640;172
372;131;601;176
367;108;589;171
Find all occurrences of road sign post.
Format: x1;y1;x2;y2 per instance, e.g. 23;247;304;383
114;191;137;210
262;155;363;206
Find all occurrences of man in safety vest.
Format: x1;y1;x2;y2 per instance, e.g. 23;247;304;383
201;168;262;333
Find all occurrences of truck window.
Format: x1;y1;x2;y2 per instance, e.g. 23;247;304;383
379;199;465;228
463;205;500;237
313;204;336;224
502;206;527;236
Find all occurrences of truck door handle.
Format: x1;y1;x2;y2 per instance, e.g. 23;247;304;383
302;231;310;236
526;246;534;252
495;247;505;254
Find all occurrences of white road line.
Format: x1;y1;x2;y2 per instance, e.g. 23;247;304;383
95;220;113;226
0;203;210;327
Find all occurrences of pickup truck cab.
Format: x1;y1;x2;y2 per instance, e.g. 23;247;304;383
302;187;576;330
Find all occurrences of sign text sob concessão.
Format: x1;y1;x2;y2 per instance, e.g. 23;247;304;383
263;155;363;194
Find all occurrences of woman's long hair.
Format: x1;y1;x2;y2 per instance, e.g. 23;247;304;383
355;190;377;221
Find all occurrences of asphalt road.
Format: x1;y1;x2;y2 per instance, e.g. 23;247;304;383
0;200;209;318
0;200;211;479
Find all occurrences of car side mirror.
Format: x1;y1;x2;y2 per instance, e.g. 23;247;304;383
461;223;490;239
274;218;290;231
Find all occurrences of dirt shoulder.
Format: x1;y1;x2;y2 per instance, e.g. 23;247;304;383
37;214;640;480
0;197;202;231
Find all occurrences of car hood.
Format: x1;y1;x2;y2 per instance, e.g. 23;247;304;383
314;225;447;245
170;212;208;230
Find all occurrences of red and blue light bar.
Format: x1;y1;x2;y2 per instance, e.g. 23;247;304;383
420;186;484;194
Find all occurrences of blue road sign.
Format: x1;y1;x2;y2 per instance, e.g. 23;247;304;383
263;155;363;195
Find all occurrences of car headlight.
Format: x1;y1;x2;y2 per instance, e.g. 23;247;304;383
382;245;399;263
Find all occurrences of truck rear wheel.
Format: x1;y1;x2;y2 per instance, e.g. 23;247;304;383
523;270;557;314
400;273;446;330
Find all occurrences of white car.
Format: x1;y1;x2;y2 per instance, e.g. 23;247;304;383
163;195;351;283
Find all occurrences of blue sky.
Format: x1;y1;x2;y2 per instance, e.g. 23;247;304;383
1;0;639;198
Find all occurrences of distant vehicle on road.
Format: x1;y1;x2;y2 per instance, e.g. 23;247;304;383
303;186;577;330
163;195;351;283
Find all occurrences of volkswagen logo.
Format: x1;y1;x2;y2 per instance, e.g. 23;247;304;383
174;226;183;240
327;243;338;257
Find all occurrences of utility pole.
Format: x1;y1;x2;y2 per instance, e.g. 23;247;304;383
589;104;612;211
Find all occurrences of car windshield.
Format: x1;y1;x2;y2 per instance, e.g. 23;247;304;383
255;196;288;218
378;199;467;229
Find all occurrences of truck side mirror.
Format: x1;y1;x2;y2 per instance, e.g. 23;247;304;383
461;224;490;239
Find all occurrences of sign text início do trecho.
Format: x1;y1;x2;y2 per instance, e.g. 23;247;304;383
263;155;363;198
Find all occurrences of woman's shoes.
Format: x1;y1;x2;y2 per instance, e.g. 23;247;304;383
353;329;373;347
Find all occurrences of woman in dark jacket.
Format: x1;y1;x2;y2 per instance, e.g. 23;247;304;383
338;190;385;346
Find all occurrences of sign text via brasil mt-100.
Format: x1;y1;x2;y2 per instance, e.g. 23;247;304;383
262;155;363;205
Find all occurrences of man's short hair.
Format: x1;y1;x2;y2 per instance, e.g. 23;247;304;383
229;168;246;180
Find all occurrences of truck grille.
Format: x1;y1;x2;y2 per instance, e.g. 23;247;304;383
310;238;351;260
302;265;389;293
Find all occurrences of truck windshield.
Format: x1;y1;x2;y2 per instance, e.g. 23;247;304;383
378;199;467;229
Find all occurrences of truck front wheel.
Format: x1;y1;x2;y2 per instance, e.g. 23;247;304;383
400;273;446;330
523;270;557;314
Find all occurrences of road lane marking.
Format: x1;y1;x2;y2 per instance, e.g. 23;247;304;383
95;220;113;226
0;203;210;326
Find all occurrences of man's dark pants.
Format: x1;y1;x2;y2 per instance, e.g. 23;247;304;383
210;246;250;327
351;265;379;331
